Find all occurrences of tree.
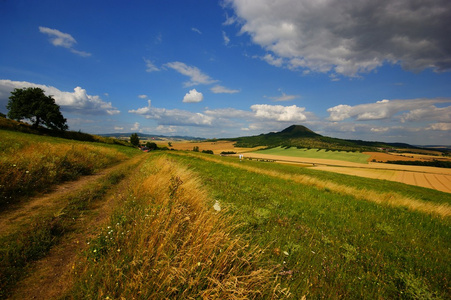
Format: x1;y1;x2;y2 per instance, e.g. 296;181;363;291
146;142;158;150
130;133;140;147
7;87;68;130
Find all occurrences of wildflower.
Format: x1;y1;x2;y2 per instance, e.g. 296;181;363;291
213;200;221;211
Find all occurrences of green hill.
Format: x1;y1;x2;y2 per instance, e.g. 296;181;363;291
230;124;416;152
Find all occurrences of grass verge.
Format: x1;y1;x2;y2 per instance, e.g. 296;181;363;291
68;154;289;299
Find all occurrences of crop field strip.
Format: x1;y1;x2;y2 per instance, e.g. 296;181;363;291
244;152;451;193
173;152;451;218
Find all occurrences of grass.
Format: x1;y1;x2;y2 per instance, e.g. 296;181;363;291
2;126;450;298
255;147;371;164
68;154;288;299
0;159;139;298
163;152;450;299
0;129;138;207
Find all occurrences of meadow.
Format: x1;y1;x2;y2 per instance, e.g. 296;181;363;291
255;146;371;164
69;152;450;299
0;129;136;207
1;130;450;298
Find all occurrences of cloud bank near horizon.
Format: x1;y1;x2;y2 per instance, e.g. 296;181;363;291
0;80;119;115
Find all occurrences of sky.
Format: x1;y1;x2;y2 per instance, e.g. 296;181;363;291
1;0;451;145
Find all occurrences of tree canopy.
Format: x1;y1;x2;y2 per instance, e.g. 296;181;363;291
130;133;140;147
7;87;68;131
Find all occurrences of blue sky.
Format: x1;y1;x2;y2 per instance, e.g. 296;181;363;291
1;0;450;145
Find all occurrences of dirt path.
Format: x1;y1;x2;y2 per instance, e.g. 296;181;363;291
0;156;141;236
3;154;146;299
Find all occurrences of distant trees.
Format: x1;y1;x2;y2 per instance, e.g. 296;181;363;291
130;133;140;147
7;87;68;130
146;142;158;150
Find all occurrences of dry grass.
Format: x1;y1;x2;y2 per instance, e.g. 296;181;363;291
69;155;289;299
0;142;127;206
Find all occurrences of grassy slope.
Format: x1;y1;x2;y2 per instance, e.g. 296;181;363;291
1;125;450;298
255;146;371;164
0;129;138;207
166;152;450;299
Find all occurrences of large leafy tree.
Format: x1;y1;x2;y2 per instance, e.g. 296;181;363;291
130;133;140;147
7;87;68;130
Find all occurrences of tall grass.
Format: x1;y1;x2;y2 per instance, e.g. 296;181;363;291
69;155;289;299
0;130;135;207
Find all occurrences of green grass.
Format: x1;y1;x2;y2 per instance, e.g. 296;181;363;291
0;161;138;298
164;152;450;299
255;146;371;164
0;129;140;207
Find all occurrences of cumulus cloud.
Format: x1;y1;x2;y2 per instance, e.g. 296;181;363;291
39;26;91;57
225;0;451;76
129;100;213;126
138;94;148;99
327;98;451;122
251;104;307;122
261;53;283;67
131;122;141;131
165;61;217;86
183;89;204;103
0;79;119;115
210;85;240;94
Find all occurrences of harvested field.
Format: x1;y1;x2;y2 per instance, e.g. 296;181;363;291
245;152;451;193
168;140;264;153
365;151;451;163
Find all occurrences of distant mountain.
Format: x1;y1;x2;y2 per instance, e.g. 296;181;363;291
100;132;205;141
229;125;418;152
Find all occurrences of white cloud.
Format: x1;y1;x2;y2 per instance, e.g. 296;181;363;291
226;0;451;76
251;104;307;122
0;79;119;115
191;27;202;34
131;122;140;131
327;98;451;122
138;94;148;99
222;31;230;45
144;58;159;72
165;61;217;87
39;26;91;57
129;100;213;126
210;85;240;94
426;123;451;131
183;89;204;103
262;53;283;67
114;126;124;131
266;90;299;101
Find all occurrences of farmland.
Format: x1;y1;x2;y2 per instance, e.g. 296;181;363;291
1;130;450;298
244;147;451;194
